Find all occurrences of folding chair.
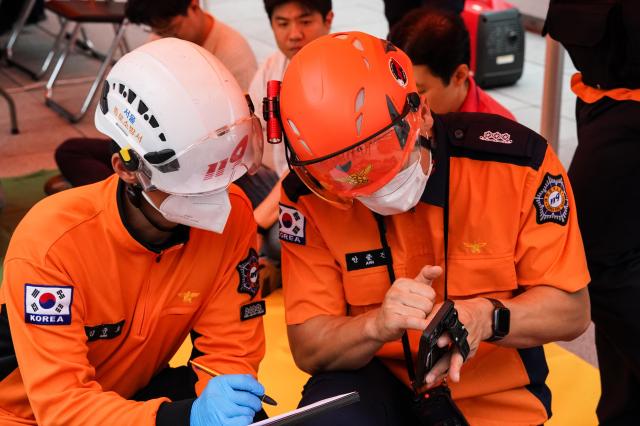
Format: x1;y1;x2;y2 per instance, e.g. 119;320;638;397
0;0;20;134
0;87;19;134
5;1;128;123
4;0;128;78
44;2;128;122
4;0;51;80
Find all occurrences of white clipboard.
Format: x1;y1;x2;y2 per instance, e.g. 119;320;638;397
251;392;360;425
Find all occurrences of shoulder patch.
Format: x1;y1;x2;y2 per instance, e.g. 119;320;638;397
279;204;306;245
24;284;73;325
440;112;547;170
237;248;260;299
240;301;266;321
282;173;311;203
534;173;569;226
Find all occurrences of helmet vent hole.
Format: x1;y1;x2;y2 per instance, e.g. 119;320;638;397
352;38;364;51
298;139;313;154
356;113;363;136
333;34;349;40
287;119;301;136
362;57;370;70
355;88;365;112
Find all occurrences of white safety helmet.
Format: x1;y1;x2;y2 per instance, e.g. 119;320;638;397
95;37;263;195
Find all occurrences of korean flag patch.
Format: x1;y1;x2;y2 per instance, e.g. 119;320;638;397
24;284;73;325
534;173;569;226
279;204;306;245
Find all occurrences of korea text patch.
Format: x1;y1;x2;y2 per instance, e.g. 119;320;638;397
237;248;260;299
24;284;73;325
534;173;569;226
279;204;306;245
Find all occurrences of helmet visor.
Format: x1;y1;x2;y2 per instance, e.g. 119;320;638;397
289;110;421;207
138;115;263;195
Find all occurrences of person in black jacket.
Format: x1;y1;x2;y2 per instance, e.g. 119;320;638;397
545;1;640;424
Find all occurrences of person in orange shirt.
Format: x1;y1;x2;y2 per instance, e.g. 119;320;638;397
0;38;268;426
388;6;515;120
273;32;591;425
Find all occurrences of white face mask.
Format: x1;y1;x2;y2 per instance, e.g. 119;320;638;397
141;190;232;233
357;150;432;216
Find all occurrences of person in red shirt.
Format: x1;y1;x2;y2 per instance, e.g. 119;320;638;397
388;7;514;119
273;31;590;425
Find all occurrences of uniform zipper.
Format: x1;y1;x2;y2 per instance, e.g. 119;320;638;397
137;250;163;336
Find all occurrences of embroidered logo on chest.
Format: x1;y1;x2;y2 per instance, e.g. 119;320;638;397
463;242;487;254
178;291;200;303
237;248;260;299
534;173;569;226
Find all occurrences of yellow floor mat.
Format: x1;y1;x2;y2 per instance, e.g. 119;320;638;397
171;291;600;423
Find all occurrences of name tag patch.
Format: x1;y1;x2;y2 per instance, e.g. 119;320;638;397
346;248;391;271
534;173;569;226
24;284;73;325
279;204;306;245
85;320;125;342
240;301;266;321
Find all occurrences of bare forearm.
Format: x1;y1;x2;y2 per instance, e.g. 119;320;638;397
254;180;283;229
288;311;385;374
498;286;590;348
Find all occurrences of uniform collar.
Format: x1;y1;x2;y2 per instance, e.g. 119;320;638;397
108;178;190;253
420;113;449;208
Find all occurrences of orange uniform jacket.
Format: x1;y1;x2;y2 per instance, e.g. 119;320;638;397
0;175;266;425
280;112;590;425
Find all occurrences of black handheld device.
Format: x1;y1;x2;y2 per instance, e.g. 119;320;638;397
414;300;470;392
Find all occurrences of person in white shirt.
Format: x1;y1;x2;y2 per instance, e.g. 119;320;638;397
244;1;333;294
249;0;333;175
127;0;257;91
44;0;259;196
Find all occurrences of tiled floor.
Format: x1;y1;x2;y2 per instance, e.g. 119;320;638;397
0;0;595;365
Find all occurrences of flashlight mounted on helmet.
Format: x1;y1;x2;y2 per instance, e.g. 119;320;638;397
263;80;283;144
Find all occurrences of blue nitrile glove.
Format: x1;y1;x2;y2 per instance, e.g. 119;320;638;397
190;374;265;426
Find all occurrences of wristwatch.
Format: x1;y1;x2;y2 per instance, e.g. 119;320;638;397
484;298;510;342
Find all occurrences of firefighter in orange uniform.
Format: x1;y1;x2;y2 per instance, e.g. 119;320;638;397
0;39;268;426
274;32;591;425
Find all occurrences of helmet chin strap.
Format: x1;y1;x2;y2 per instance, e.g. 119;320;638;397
125;183;177;233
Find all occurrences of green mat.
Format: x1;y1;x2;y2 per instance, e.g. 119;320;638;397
0;170;59;282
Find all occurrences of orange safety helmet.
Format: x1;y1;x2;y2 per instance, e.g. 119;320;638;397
279;31;423;207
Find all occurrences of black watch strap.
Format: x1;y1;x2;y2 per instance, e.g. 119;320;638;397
484;297;510;342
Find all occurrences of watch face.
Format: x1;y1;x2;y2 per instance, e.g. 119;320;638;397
494;308;510;336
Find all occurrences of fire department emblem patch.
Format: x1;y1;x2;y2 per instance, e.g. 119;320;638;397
534;173;569;226
389;58;407;87
279;204;306;245
237;248;260;299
